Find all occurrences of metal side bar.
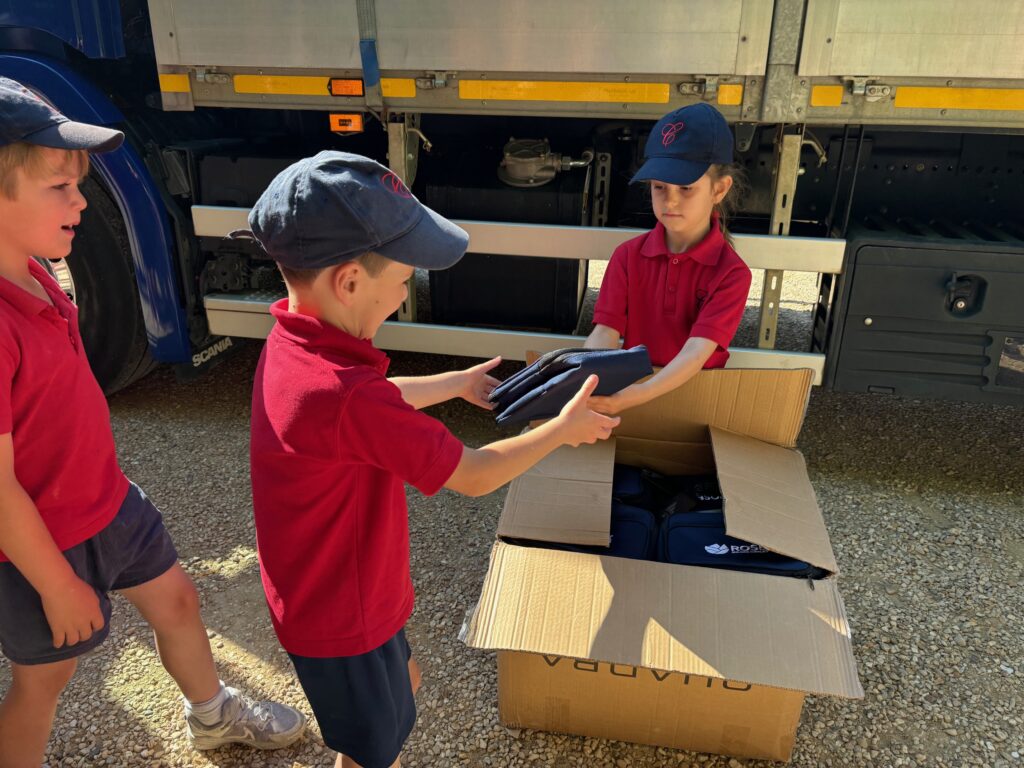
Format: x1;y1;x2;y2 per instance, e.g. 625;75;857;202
192;205;846;274
204;292;827;384
197;205;843;384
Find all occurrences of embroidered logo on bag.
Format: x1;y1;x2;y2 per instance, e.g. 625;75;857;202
661;121;686;146
706;542;771;555
381;171;412;198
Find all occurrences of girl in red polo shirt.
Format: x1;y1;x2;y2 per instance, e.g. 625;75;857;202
586;103;752;414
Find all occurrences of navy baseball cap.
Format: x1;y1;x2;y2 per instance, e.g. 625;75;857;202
0;76;123;152
631;103;734;186
245;151;469;271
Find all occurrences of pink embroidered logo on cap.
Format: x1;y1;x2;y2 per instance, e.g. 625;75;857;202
381;171;412;198
661;121;685;147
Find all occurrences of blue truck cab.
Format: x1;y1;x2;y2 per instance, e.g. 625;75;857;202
2;1;198;391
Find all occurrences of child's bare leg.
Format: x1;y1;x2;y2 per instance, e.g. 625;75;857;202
116;562;219;702
408;657;421;695
0;657;77;767
120;562;305;750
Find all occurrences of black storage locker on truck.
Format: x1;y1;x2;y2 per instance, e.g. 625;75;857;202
817;221;1024;405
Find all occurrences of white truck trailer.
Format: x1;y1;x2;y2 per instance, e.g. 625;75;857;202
3;1;1022;403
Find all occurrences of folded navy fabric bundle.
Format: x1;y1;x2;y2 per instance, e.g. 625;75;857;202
489;346;653;425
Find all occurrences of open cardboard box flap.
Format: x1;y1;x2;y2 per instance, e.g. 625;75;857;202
462;541;864;699
614;368;813;449
496;367;814;546
497;439;616;546
711;426;839;574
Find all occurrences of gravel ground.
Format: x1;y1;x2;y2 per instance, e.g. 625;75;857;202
2;275;1022;768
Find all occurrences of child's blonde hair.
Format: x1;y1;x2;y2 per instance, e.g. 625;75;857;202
277;250;392;287
707;163;747;248
0;142;89;199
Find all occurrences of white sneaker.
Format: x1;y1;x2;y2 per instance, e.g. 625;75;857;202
186;686;306;750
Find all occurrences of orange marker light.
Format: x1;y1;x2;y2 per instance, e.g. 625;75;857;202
329;79;364;97
330;113;364;133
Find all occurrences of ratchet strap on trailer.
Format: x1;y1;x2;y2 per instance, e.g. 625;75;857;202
356;0;384;113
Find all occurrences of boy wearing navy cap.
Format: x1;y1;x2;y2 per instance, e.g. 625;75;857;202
585;103;753;414
247;151;619;768
0;76;306;765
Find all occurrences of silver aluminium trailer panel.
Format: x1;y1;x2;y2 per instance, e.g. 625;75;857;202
797;0;1024;128
147;0;773;120
149;0;1024;129
800;0;1024;80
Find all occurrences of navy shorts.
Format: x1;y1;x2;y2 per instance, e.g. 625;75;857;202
289;628;416;768
0;483;179;666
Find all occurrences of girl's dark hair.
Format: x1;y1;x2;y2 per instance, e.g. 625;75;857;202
707;163;748;248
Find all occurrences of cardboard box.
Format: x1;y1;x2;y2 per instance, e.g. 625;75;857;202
461;368;863;762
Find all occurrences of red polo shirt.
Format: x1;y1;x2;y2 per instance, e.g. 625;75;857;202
593;218;752;368
0;260;128;562
251;300;464;657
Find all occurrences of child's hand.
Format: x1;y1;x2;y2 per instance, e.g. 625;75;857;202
588;384;642;415
40;574;104;649
555;375;620;447
458;356;502;409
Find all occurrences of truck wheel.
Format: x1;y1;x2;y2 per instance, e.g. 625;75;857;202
39;176;157;394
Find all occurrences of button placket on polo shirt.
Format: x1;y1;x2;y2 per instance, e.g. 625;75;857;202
664;255;681;313
42;304;78;351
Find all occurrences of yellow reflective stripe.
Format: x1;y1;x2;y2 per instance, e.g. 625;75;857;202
895;86;1024;111
159;74;191;94
717;84;743;106
231;75;415;99
459;79;670;104
233;75;330;96
810;85;844;107
381;78;416;98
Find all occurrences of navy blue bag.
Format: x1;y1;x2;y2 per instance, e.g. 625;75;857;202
612;465;722;516
657;511;828;579
505;501;658;561
661;475;723;514
611;464;647;504
606;502;659;560
490;346;653;426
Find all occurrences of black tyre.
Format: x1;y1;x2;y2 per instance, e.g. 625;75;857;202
40;176;157;394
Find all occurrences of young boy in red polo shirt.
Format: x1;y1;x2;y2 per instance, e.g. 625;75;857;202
246;151;619;768
585;103;752;414
0;77;306;766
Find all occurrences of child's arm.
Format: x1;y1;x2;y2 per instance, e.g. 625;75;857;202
0;434;105;648
588;336;717;415
390;356;502;410
583;324;621;350
588;259;752;415
445;375;619;497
